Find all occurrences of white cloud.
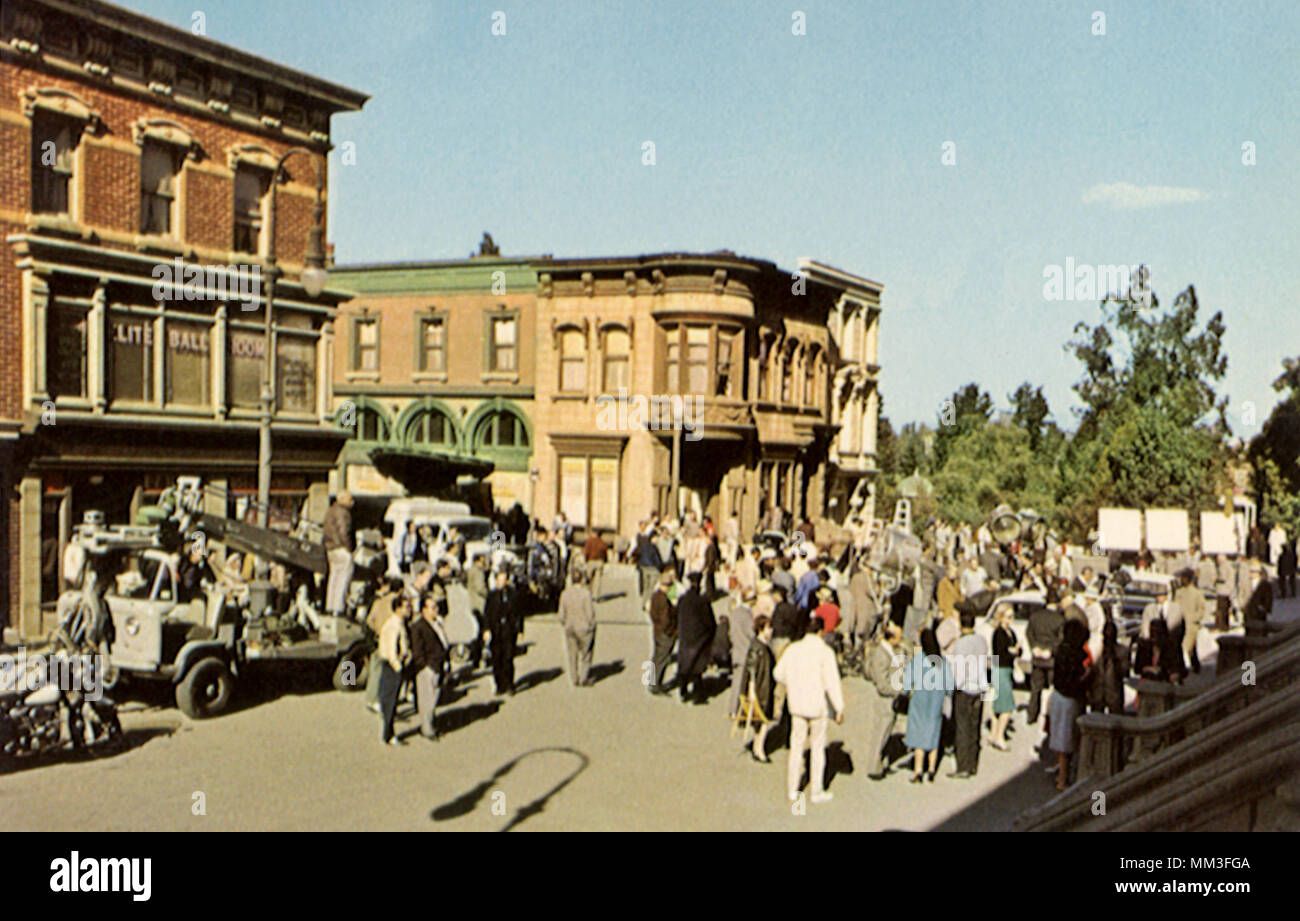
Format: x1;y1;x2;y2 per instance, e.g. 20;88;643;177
1081;182;1208;210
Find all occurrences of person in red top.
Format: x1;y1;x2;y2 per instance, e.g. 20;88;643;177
582;528;610;599
813;585;840;634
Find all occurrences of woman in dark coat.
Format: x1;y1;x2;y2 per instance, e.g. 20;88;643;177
675;571;717;704
1135;617;1186;684
1048;618;1094;791
1089;619;1126;714
738;615;776;761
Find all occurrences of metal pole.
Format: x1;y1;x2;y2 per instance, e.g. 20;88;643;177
257;176;279;532
256;146;321;533
669;427;681;519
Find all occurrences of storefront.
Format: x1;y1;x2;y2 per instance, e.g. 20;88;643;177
9;236;349;637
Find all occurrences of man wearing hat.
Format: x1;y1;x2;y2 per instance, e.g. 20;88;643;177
484;568;521;695
1139;581;1183;642
647;567;678;695
726;582;757;717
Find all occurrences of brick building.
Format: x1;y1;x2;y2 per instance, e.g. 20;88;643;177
332;248;881;539
0;0;367;636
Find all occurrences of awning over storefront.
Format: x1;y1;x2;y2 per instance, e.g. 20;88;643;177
367;447;494;493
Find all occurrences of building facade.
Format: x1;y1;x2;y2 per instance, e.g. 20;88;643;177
331;248;881;539
329;253;539;512
532;252;881;538
0;0;366;635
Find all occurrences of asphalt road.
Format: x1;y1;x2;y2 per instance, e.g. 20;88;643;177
4;567;1285;831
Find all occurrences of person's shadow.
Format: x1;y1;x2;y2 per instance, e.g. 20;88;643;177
514;667;562;693
586;659;625;685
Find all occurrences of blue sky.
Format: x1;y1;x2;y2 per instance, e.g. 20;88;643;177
129;0;1299;432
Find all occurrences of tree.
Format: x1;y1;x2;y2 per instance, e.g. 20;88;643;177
931;420;1058;526
1060;279;1230;539
1248;356;1300;529
876;395;899;476
1009;383;1051;452
1067;280;1228;437
933;383;993;470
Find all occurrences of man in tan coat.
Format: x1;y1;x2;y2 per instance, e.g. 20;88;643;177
863;623;904;780
558;569;598;687
1174;569;1206;674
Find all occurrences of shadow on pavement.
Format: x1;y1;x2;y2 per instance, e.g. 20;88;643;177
925;755;1060;831
430;746;590;831
514;667;562;693
0;723;177;776
587;659;625;685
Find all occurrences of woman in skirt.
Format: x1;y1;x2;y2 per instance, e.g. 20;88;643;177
1047;619;1094;791
990;604;1020;750
903;627;952;783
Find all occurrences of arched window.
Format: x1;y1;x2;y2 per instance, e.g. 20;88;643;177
476;410;529;449
355;405;390;441
804;345;819;406
559;327;586;392
407;407;455;449
602;327;630;392
781;341;799;404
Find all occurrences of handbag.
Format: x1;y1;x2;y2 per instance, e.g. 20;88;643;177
892;692;910;715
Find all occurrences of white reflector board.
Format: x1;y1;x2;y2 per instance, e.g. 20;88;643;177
1144;509;1190;552
1200;512;1239;556
1098;508;1143;552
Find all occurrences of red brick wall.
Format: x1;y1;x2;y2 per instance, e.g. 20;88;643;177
81;142;138;229
0;54;333;629
0;58;329;260
186;167;231;250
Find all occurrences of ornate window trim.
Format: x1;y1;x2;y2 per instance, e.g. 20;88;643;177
226;142;278;172
19;86;104;134
132;117;201;161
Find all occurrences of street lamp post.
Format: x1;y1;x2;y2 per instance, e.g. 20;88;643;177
257;147;328;533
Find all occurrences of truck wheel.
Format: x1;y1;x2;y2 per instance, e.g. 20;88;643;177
332;648;370;692
176;658;233;719
97;639;120;692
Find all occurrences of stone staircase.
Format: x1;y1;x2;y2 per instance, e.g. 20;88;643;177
1014;619;1300;831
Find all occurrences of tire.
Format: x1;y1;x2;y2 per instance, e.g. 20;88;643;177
332;647;370;692
97;639;120;692
175;658;234;719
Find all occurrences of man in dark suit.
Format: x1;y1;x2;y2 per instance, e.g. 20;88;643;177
675;571;717;704
484;569;521;695
410;588;450;741
1243;562;1273;630
1025;594;1065;725
648;567;677;694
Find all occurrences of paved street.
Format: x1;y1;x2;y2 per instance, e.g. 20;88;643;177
4;569;1292;832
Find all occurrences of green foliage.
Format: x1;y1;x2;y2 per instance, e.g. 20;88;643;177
1248;357;1300;529
931;421;1058;525
906;279;1233;543
933;383;993;470
1009;383;1051;451
1067;282;1228;436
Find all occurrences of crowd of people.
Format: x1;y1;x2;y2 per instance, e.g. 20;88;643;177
329;488;1289;802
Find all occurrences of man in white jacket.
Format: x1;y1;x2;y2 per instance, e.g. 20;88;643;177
773;618;845;804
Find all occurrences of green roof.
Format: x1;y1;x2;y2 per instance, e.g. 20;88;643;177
331;259;538;296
